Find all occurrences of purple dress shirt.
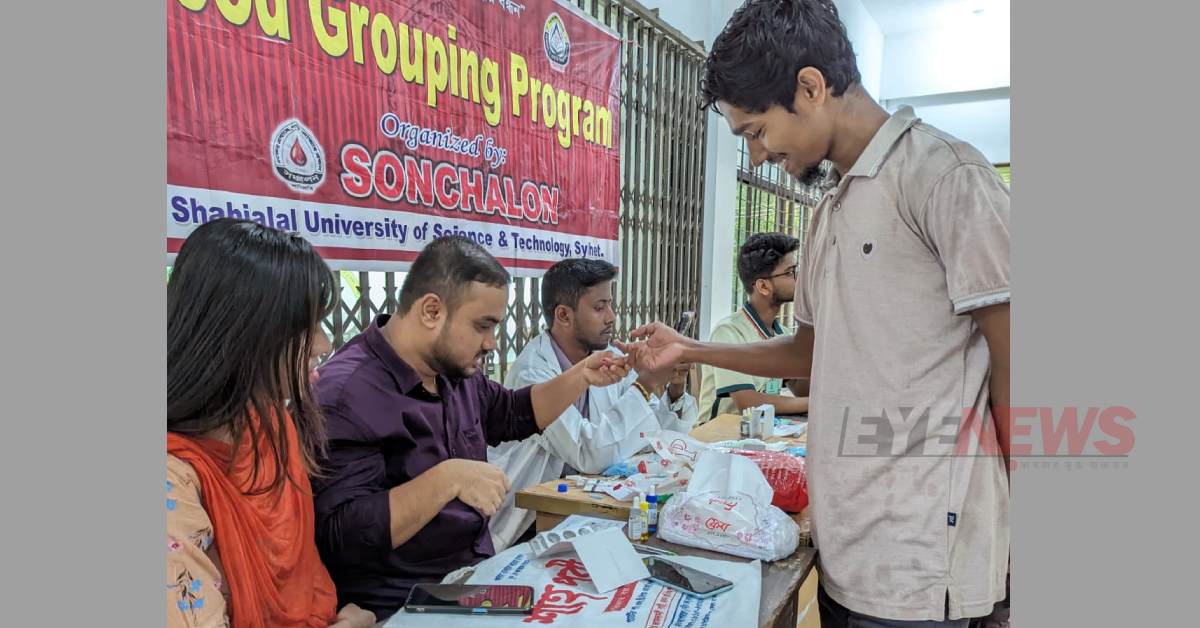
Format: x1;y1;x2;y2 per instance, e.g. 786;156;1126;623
312;315;539;620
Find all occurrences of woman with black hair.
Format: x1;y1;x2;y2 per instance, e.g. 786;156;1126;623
165;219;374;628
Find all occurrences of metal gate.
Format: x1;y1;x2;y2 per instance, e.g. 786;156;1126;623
322;0;709;383
731;143;830;325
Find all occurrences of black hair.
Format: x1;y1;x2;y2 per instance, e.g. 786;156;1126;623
398;235;511;315
540;258;619;326
700;0;861;114
168;218;335;494
737;232;800;292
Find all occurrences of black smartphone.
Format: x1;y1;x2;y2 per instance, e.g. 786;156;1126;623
643;557;734;599
403;583;535;615
674;310;695;335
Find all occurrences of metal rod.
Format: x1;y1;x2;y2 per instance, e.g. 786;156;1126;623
359;271;372;330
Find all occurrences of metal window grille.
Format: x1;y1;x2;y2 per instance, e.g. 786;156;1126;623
731;142;830;326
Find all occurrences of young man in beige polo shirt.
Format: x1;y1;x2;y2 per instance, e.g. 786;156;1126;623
621;1;1011;626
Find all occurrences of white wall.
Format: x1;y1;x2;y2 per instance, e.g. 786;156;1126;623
698;0;746;338
881;15;1009;99
644;0;887;92
833;0;885;100
909;98;1010;164
880;9;1010;164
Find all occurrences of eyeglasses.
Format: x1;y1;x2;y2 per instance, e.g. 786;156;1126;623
765;265;798;280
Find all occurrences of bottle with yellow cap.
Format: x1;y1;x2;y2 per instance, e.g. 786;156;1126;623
638;498;650;542
627;495;644;541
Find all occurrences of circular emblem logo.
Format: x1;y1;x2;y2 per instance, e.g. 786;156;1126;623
270;119;325;194
543;13;570;72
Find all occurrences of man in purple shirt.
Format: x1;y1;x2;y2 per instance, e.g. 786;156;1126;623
312;236;629;620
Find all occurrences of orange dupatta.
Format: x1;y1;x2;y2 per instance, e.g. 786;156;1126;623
167;412;338;628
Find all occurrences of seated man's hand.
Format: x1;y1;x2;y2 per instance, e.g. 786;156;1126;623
580;351;631;387
327;604;376;628
436;459;511;517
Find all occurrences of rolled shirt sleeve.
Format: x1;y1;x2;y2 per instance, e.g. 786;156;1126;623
311;406;396;571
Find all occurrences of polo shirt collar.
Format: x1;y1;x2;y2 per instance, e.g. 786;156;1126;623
844;106;920;179
742;301;783;338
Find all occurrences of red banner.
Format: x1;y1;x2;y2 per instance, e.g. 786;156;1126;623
167;0;622;274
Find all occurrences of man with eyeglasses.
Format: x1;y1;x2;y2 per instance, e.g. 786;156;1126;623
697;232;810;422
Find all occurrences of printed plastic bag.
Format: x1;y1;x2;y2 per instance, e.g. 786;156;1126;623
658;450;800;561
644;430;708;468
603;431;709;500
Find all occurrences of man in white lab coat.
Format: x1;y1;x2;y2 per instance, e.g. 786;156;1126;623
488;259;698;550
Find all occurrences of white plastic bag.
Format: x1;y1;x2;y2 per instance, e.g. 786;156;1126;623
658;449;800;562
604;430;708;500
645;430;708;468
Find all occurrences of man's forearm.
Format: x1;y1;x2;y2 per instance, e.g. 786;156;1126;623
786;378;810;397
972;303;1011;467
729;389;809;415
530;365;591;430
990;355;1011;464
387;464;458;548
683;329;813;379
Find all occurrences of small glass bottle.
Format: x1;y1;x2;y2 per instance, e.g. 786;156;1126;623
627;495;644;541
638;499;651;542
646;485;659;535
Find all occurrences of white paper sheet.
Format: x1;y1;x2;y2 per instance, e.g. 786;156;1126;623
569;527;651;594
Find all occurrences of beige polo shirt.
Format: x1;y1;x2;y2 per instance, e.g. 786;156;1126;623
796;106;1010;621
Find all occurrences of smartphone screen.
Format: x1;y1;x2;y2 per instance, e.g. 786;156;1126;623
644;558;733;595
405;584;534;612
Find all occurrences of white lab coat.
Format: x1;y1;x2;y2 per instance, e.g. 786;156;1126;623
487;332;698;550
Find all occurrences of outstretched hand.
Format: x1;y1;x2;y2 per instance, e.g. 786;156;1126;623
614;322;689;374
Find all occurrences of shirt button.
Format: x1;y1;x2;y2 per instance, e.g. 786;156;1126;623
834;202;842;211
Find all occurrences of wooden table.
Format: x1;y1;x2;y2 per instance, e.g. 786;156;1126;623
513;414;817;628
518;414;809;531
690;412;809;445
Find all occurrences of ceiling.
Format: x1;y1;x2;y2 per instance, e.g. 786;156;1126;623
859;0;1008;36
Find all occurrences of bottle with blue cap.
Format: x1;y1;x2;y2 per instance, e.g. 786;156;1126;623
646;485;659;535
